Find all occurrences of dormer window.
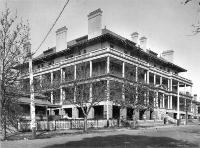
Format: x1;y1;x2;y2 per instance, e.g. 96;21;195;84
38;64;44;69
48;61;54;66
110;44;114;48
124;49;128;54
83;49;86;54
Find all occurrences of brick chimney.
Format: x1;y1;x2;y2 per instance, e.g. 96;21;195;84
194;94;197;101
139;36;147;51
131;32;139;45
56;26;67;52
88;8;103;39
161;50;174;63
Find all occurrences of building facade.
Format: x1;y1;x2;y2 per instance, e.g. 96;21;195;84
20;9;195;121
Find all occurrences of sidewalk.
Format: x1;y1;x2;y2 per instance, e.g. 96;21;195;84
1;123;199;141
1;124;200;148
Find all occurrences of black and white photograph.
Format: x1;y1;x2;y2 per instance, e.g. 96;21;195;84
0;0;200;147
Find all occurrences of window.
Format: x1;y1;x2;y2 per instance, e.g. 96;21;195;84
38;64;44;68
48;61;54;66
66;54;73;59
124;49;128;54
83;49;86;54
110;44;114;48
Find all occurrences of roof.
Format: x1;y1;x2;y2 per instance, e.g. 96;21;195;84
24;28;187;73
19;97;60;108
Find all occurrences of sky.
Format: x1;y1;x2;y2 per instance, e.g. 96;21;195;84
0;0;200;98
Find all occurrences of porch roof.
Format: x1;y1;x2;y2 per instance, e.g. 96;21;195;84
18;97;60;108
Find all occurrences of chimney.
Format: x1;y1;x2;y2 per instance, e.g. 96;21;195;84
131;32;139;45
194;94;197;101
88;8;103;39
56;26;67;52
139;36;147;51
161;50;174;63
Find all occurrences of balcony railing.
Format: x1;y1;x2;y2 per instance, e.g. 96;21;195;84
20;47;192;85
179;91;192;97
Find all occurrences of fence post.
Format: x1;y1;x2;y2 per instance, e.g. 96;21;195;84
55;120;56;131
70;120;72;129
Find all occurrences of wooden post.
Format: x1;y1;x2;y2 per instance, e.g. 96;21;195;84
177;82;180;120
46;106;49;131
27;42;36;139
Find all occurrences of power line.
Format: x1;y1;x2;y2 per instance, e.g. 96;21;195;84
32;0;70;56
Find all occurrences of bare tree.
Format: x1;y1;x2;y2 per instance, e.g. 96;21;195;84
183;0;200;34
110;79;156;128
0;8;30;140
64;62;106;132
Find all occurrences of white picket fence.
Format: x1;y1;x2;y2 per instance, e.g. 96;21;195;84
18;119;118;131
18;119;165;132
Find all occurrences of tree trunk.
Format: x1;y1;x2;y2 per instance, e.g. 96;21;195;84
83;116;88;132
186;110;188;125
32;127;36;139
2;114;7;140
132;109;136;129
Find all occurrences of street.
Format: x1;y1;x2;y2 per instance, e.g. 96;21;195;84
1;125;200;148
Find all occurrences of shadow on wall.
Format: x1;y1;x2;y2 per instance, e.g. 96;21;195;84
42;134;199;148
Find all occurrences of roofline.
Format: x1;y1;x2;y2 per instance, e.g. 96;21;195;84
28;32;187;73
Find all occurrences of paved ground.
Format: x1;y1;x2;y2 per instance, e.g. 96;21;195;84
1;125;200;148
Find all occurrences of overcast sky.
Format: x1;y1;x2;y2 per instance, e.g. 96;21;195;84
1;0;200;98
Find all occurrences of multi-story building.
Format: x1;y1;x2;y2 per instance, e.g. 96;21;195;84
192;94;200;119
20;9;194;121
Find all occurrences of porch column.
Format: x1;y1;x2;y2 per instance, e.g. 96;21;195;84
155;91;158;107
60;88;63;105
39;75;42;86
51;91;53;104
89;83;92;102
122;62;125;78
144;72;147;83
122;84;125;101
74;86;77;102
106;80;110;120
90;60;92;77
170;95;172;109
135;66;138;82
146;70;149;84
154;74;156;85
74;65;77;80
60;68;63;83
62;88;65;104
167;95;170;109
88;107;94;119
185;98;187;112
51;72;53;83
168;79;170;91
107;56;110;74
170;79;172;91
160;76;162;85
63;68;65;82
72;107;78;119
162;93;165;108
122;62;125;101
177;82;180;119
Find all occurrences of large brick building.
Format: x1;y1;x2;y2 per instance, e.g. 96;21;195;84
20;9;198;121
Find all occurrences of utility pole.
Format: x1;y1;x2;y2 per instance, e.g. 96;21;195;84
0;48;3;139
25;42;36;139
